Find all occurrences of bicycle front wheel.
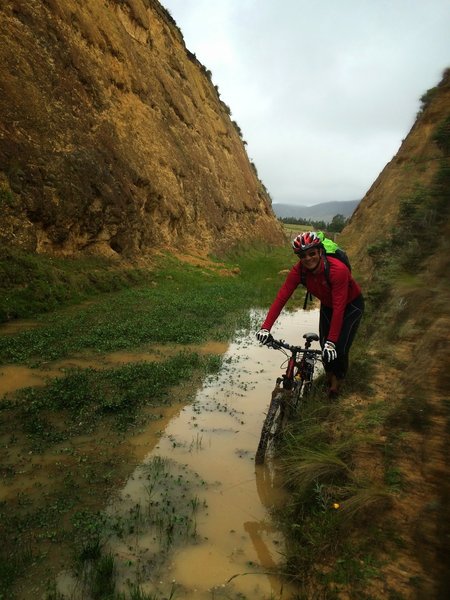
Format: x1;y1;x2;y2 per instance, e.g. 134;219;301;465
255;390;286;465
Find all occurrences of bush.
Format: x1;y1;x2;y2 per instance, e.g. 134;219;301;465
418;86;437;114
433;115;450;155
0;186;17;208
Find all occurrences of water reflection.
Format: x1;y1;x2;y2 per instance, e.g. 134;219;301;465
57;309;321;599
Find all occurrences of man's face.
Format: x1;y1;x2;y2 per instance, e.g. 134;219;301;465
299;247;321;271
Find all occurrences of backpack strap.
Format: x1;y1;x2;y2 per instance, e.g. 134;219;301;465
303;290;313;310
300;262;315;309
300;263;310;309
323;254;332;287
300;262;306;287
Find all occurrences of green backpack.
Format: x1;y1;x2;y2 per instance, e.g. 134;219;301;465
317;231;352;273
301;232;352;309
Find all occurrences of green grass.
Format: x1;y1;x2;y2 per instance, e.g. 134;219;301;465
0;247;296;365
0;543;34;600
1;243;300;598
0;248;154;323
2;352;221;449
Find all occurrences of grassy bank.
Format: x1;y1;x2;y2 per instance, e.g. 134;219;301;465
0;247;301;365
0;249;156;323
276;349;398;599
0;243;301;599
275;140;450;598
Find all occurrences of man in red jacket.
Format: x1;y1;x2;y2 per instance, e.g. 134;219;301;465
256;231;364;398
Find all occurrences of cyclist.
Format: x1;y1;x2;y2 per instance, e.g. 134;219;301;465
256;231;364;398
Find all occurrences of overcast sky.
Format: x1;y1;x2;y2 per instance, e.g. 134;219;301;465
161;1;450;206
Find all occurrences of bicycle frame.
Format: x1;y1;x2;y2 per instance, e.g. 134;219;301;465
267;332;322;397
255;333;322;465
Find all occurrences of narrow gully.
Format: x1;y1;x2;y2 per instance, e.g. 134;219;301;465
58;308;321;599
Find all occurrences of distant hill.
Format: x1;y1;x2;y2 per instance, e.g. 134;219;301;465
272;200;360;223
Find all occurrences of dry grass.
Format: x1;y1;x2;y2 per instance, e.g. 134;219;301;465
337;486;393;522
282;447;354;495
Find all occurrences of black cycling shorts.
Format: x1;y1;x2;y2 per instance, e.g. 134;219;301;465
319;294;364;379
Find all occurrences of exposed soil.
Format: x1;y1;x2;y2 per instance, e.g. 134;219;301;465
330;343;449;599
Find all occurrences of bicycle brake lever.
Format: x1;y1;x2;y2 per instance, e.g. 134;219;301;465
267;337;281;349
265;336;275;348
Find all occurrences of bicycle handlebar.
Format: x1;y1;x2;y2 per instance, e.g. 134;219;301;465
265;335;322;355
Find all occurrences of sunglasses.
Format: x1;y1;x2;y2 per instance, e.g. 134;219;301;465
298;249;320;259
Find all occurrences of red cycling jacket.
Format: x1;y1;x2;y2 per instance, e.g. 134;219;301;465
261;256;362;343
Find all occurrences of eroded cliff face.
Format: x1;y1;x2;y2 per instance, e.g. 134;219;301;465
0;0;284;258
340;70;450;597
342;69;450;276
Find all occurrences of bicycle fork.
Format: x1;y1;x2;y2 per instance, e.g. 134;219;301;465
280;353;298;390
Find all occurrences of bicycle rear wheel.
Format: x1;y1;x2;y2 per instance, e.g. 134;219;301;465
255;390;286;465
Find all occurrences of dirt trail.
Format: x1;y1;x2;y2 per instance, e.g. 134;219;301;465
56;309;321;599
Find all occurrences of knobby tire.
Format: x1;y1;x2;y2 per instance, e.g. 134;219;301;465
255;391;285;465
255;343;320;464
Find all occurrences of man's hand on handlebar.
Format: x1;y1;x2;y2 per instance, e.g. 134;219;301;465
256;328;272;345
322;340;337;363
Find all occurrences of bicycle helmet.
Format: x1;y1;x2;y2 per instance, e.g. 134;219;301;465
292;231;322;254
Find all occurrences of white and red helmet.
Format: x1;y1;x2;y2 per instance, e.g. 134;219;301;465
292;231;322;255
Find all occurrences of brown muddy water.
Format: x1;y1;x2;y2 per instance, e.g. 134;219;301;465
1;308;322;599
0;341;228;396
56;309;321;599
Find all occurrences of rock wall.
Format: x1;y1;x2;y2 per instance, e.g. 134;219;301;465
0;0;284;258
339;69;450;596
341;69;450;276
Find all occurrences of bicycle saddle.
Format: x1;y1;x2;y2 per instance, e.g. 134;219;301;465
303;332;319;342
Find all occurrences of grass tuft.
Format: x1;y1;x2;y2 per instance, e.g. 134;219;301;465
336;486;393;523
282;447;354;497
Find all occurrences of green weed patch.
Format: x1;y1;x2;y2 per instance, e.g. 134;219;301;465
0;243;304;598
0;248;296;365
2;353;221;449
0;249;153;323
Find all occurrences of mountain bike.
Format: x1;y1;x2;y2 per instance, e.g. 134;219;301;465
255;332;322;465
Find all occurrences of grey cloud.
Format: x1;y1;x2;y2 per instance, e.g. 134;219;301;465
163;0;450;203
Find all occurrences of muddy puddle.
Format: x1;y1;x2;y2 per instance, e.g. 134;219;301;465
0;318;40;336
54;308;321;599
0;340;228;396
